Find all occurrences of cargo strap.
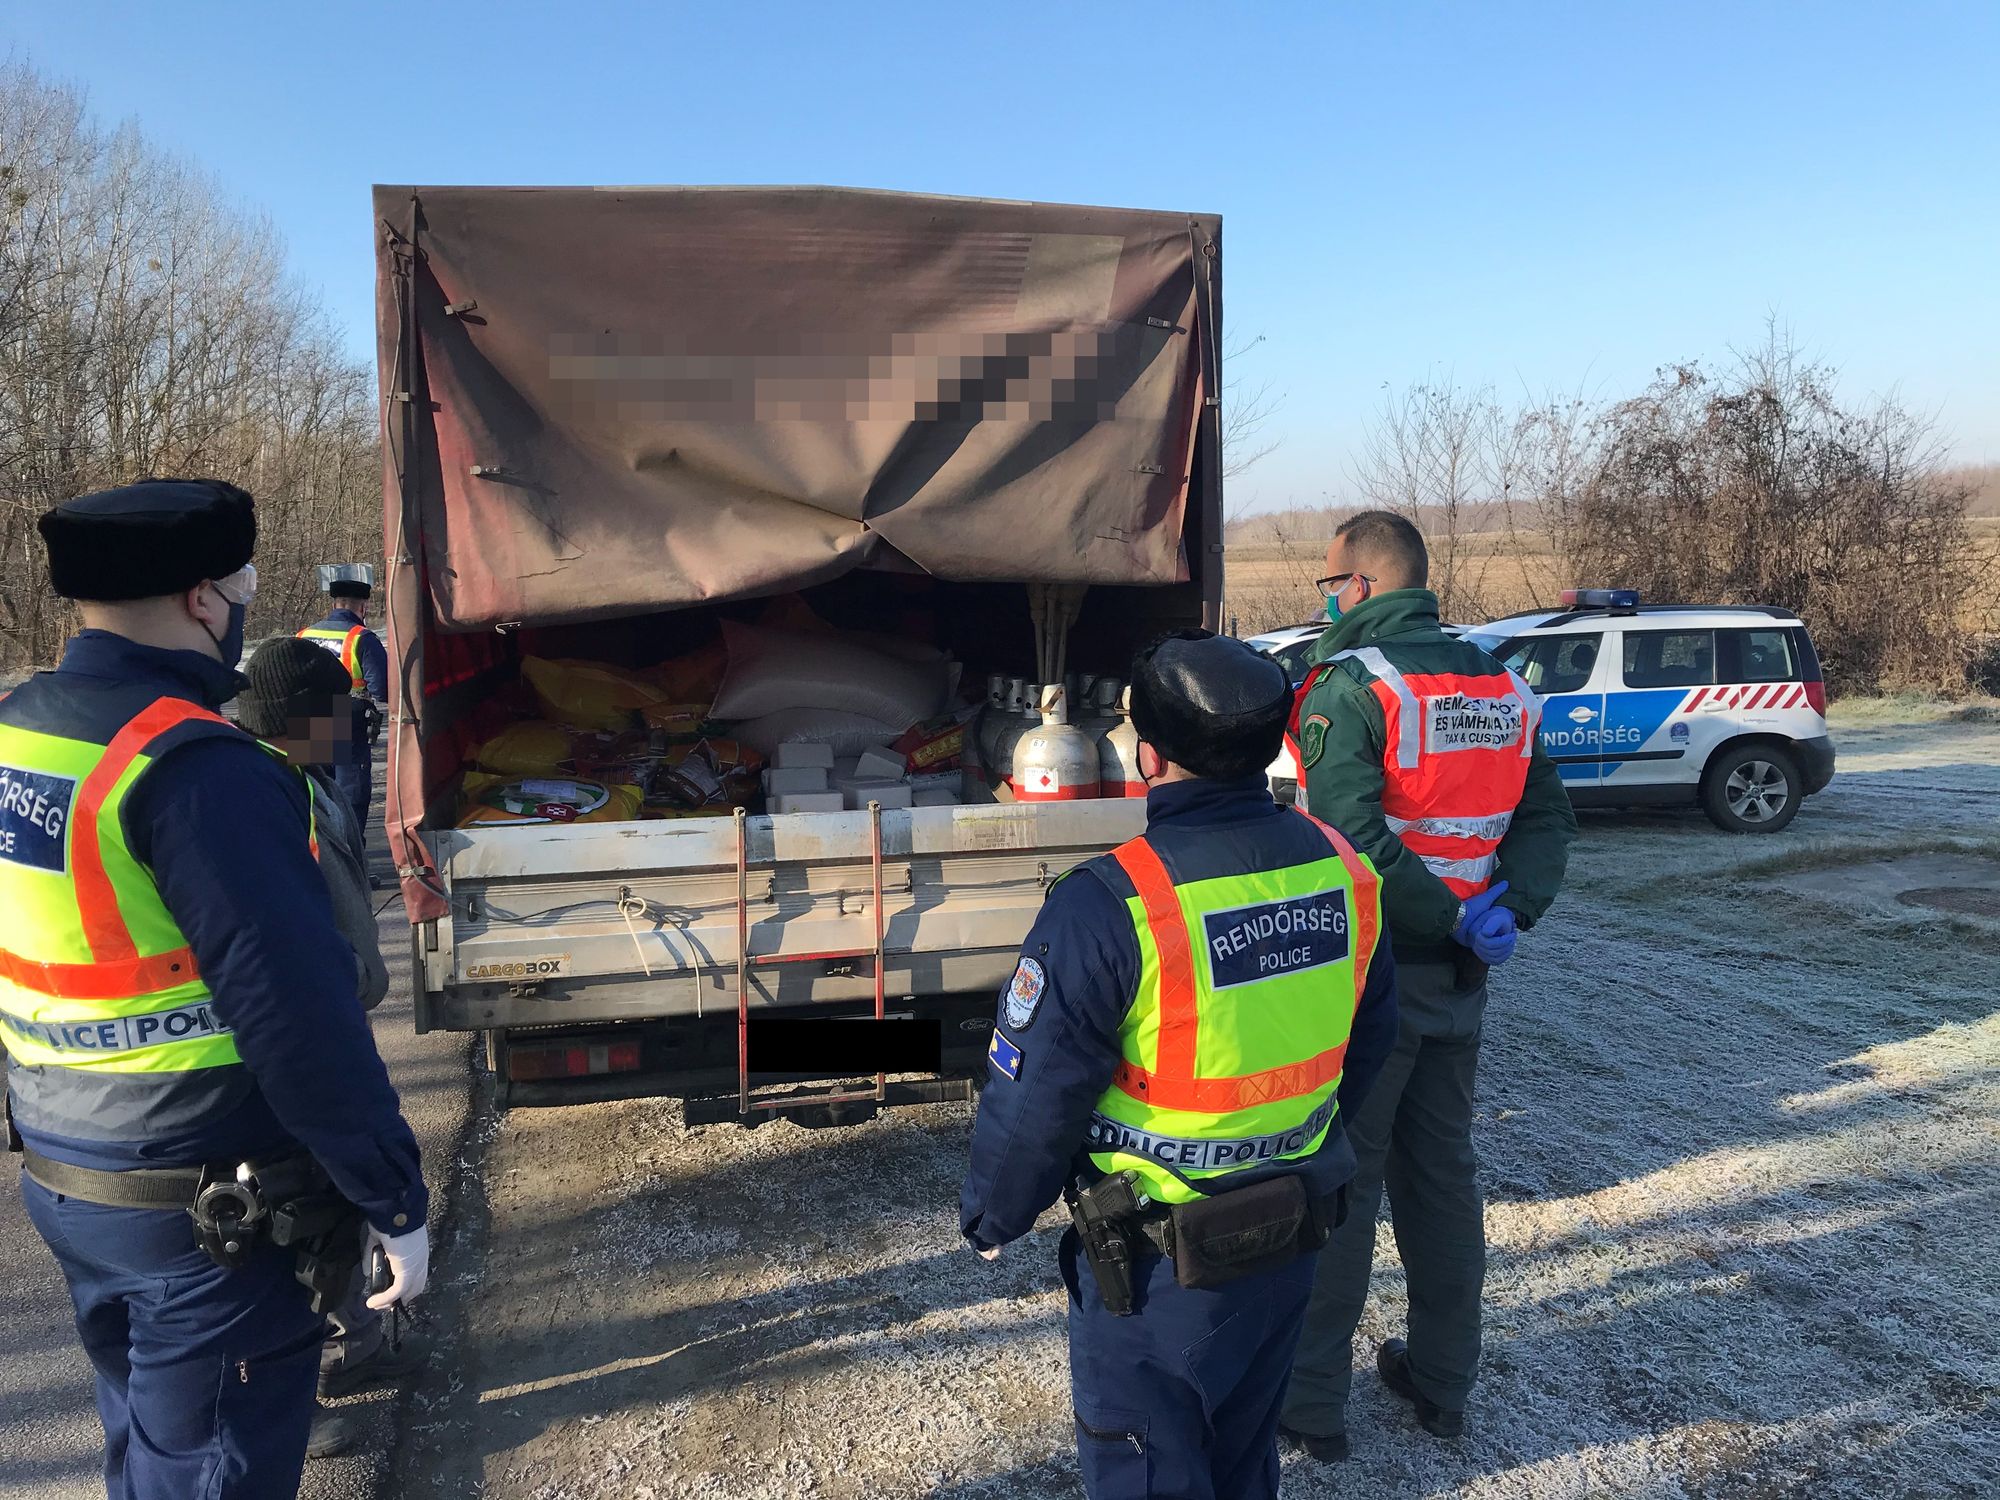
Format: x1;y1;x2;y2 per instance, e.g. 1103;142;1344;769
18;1144;213;1210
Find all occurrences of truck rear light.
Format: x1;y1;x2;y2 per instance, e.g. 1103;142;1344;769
1804;680;1826;716
506;1039;643;1082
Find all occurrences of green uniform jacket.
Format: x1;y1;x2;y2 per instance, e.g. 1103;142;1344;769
1298;589;1578;966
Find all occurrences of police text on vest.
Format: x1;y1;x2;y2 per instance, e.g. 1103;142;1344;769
0;766;75;874
1202;892;1350;990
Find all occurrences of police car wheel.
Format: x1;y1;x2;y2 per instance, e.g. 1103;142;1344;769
1701;745;1801;833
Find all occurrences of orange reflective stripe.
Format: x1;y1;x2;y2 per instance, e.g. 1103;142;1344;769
1295;809;1381;1017
0;944;199;1000
1110;835;1198;1083
1110;815;1379;1112
342;627;365;684
1116;1041;1350;1113
71;699;230;963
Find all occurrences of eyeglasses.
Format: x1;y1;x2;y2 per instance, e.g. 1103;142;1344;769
1314;571;1373;600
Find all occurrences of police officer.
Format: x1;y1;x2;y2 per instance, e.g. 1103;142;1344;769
1280;511;1577;1459
961;629;1399;1500
1;480;430;1496
298;570;388;844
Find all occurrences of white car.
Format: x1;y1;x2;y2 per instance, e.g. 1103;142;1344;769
1245;622;1329;684
1462;591;1835;832
1260;592;1835;832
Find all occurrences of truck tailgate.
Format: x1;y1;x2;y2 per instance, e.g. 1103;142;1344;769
416;800;1148;1033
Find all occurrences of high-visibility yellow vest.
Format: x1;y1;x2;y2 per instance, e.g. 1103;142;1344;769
298;623;369;695
1084;811;1383;1204
0;697;251;1093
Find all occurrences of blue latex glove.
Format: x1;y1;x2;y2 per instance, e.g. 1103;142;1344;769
1449;880;1510;946
1469;905;1518;965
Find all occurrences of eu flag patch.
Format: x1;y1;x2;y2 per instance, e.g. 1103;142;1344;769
987;1028;1023;1081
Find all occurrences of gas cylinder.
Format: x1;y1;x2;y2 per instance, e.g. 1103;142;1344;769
989;682;1035;803
1077;674;1122;743
1012;683;1101;802
975;674;1009;769
1096;684;1146;798
962;693;998;804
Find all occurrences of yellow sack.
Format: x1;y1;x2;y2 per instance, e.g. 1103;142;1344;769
472;722;576;777
520;656;682;732
457;773;644;828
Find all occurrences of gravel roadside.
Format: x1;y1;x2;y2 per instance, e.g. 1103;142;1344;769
389;705;2000;1499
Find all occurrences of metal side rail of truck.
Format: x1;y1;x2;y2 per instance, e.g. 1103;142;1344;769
373;183;1225;1119
417;797;1150;1114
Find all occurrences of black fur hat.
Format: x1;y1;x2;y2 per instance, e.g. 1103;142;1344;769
38;478;256;602
1128;629;1292;781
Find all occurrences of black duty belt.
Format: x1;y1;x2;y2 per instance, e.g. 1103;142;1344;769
20;1145;223;1211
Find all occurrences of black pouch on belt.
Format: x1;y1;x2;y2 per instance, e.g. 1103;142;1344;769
1168;1173;1322;1291
254;1156;366;1316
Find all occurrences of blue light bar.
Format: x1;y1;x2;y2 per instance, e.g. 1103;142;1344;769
1560;588;1641;611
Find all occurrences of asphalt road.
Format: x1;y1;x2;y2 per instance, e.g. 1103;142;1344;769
0;750;475;1500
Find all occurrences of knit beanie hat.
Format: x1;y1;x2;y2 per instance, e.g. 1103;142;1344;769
239;638;356;738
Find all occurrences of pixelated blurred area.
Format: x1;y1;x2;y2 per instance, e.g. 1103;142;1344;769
547;327;1141;425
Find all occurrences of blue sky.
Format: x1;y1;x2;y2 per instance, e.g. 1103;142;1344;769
9;3;1996;510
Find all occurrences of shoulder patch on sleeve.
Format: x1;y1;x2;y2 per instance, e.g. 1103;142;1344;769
1300;713;1330;770
987;1027;1023;1080
1003;956;1047;1031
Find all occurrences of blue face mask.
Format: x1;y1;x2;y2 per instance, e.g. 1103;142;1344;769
200;566;256;671
213;601;247;670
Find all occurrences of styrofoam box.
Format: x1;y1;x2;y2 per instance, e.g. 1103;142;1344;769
912;788;959;807
771;741;836;770
843;781;913;810
773;791;846;814
763;766;828;795
853;747;907;781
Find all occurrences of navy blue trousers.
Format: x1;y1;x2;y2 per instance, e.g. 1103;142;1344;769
333;758;371;848
23;1178;325;1500
1062;1228;1318;1500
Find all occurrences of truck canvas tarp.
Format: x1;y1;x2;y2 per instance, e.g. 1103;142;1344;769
374;185;1222;1109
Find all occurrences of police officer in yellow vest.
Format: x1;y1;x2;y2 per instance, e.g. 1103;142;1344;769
298;569;388;847
960;630;1399;1500
1;480;430;1497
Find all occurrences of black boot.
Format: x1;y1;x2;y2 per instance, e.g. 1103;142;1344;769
1377;1339;1464;1439
306;1403;357;1460
1278;1423;1352;1463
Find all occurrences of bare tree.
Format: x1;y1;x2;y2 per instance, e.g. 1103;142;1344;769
1544;323;1987;693
0;59;380;669
1348;375;1506;622
1220;331;1283;486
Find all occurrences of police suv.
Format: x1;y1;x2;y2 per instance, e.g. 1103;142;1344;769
1460;590;1835;832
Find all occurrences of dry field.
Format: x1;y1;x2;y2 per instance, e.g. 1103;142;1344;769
1223;533;1561;637
1222;519;2000;644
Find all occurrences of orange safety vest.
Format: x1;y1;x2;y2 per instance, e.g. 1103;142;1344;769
298;623;369;695
1288;649;1541;900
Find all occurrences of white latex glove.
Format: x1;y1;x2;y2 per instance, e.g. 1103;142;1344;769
363;1223;430;1310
